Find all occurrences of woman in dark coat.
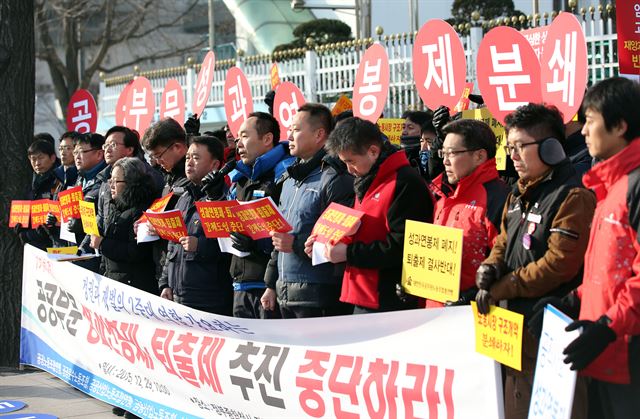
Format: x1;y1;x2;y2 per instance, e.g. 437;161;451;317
89;157;157;295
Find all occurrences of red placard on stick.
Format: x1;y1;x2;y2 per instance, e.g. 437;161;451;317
541;12;588;123
115;81;134;126
224;67;253;138
229;197;291;240
352;43;389;123
413;19;467;110
192;51;216;116
476;26;542;125
124;76;155;135
9;200;31;228
312;203;364;245
195;200;245;238
66;89;98;133
273;81;306;140
144;209;188;243
58;186;84;222
160;79;186;123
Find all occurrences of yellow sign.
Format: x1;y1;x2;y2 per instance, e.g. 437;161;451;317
401;220;463;303
377;118;404;145
79;200;100;237
462;108;507;170
331;94;352;117
471;301;524;371
46;246;78;255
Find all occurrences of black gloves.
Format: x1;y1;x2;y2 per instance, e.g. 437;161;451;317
13;222;24;235
67;218;84;235
201;170;226;201
563;316;616;371
184;114;200;136
475;289;493;315
528;291;581;339
445;287;479;307
475;263;502;291
45;212;57;227
432;105;451;137
230;232;256;253
13;223;27;245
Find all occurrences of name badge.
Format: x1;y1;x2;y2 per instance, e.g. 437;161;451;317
527;213;542;224
253;190;266;198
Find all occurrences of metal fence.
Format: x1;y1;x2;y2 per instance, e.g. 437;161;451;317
99;7;618;124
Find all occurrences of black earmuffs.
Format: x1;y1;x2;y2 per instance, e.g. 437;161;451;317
537;137;566;166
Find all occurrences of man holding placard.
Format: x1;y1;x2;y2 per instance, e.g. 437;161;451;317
425;119;509;308
475;103;595;419
228;112;294;319
261;103;354;318
322;117;433;313
158;136;233;315
538;77;640;418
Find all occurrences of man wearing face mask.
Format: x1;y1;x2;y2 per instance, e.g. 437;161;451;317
423;119;509;308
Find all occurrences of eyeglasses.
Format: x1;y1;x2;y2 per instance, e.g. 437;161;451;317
152;143;175;160
102;142;125;151
108;178;126;185
72;148;100;157
503;141;541;156
437;148;479;159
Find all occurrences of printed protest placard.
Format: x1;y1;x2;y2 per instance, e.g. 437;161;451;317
144;209;187;243
66;89;98;133
9;200;31;228
401;220;463;303
352;43;389;123
471;301;524;371
310;203;364;265
195;200;244;238
230;197;290;240
331;94;352;116
528;305;580;419
452;82;474;114
377;118;404;145
30;199;53;229
79;200;100;236
616;2;640;77
58;186;84;222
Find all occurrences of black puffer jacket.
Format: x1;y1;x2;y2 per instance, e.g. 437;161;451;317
99;174;158;295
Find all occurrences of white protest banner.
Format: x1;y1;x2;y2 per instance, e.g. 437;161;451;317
21;245;504;419
528;305;580;419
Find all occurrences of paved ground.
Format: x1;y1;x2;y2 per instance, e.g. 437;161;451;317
0;367;113;418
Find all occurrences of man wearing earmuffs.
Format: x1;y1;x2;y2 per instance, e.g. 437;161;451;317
474;103;596;419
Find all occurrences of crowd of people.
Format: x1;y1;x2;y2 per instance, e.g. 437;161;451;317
12;76;640;419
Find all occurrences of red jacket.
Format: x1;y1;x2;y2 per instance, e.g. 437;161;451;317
342;150;433;310
426;159;509;308
579;138;640;384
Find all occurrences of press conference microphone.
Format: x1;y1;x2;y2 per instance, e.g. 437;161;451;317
200;159;237;195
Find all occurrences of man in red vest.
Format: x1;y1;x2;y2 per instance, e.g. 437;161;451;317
317;117;433;314
533;77;640;418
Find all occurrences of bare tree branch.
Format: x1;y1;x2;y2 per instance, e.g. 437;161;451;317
98;38;206;73
81;0;115;88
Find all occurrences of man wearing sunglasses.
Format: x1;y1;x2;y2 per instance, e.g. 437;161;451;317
475;103;595;419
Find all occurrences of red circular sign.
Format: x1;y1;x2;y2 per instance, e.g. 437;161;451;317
477;26;542;125
223;67;253;138
192;51;216;117
123;76;155;135
413;19;467;110
115;81;133;127
160;79;186;124
541;12;588;123
66;89;98;133
352;43;390;123
273;82;306;140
